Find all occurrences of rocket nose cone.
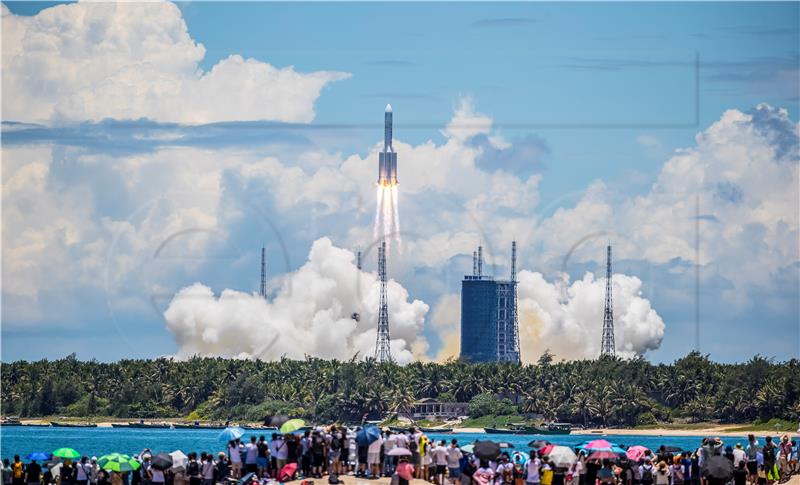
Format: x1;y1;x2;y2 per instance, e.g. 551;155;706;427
385;103;392;113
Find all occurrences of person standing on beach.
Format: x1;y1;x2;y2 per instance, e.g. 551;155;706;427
778;435;792;479
639;457;655;485
228;440;242;479
330;427;344;476
24;460;40;485
256;436;269;478
432;440;448;485
200;454;213;485
62;459;75;485
299;431;311;478
746;436;760;485
186;453;200;485
11;456;24;485
244;437;258;474
213;453;228;483
367;428;384;478
382;430;396;477
149;463;164;485
3;458;12;485
274;435;289;476
89;458;98;485
396;458;415;485
762;437;777;485
447;440;463;485
76;457;92;485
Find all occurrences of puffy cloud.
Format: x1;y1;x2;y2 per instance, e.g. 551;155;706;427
1;2;349;124
517;270;665;361
3;95;796;362
163;237;429;364
536;104;799;306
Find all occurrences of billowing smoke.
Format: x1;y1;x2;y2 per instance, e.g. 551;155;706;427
163;237;429;364
517;270;665;361
428;271;664;362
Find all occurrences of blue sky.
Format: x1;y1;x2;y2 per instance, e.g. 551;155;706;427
1;1;798;363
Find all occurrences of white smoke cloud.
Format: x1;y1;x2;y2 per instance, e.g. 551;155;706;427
163;237;429;364
517;270;665;361
1;2;349;123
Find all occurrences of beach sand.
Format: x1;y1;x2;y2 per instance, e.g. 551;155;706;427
335;473;800;485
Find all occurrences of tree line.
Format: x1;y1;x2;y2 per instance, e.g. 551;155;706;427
1;352;798;427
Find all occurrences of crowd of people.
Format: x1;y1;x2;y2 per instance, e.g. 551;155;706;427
2;429;797;485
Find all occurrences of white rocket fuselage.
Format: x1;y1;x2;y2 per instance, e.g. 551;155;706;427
378;104;397;187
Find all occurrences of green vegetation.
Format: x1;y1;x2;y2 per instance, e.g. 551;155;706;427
725;418;797;432
460;415;528;429
467;393;518;418
1;353;799;427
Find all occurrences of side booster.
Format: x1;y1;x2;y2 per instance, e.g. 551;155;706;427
378;103;398;186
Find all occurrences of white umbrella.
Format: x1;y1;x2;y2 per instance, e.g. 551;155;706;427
49;463;63;479
387;448;412;456
170;450;188;470
547;446;578;467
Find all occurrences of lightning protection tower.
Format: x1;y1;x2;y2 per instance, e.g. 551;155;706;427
600;244;616;357
374;241;392;362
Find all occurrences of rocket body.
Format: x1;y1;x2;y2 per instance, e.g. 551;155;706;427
378;104;398;186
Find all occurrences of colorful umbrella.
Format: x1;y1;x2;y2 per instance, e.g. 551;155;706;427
279;419;306;434
548;446;578;467
278;463;297;482
218;426;246;442
540;444;555;456
578;440;625;454
98;454;141;472
26;453;51;461
512;451;530;465
356;425;381;446
626;446;650;462
588;450;620;461
53;448;81;460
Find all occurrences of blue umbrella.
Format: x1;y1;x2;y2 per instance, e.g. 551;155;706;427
356;425;381;446
218;426;246;442
26;452;51;461
512;451;530;465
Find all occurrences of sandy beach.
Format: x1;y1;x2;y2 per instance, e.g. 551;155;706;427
334;473;800;485
17;421;798;437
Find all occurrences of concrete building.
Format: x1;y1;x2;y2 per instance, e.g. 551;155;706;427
459;243;520;363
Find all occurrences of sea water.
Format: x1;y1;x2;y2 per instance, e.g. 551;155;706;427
0;426;756;459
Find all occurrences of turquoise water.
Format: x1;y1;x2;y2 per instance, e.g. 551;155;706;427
0;427;757;459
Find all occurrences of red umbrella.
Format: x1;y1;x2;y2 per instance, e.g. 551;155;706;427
588;450;619;461
626;446;649;462
540;444;555;456
278;463;297;482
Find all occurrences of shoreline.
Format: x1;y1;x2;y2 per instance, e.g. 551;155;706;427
11;421;798;437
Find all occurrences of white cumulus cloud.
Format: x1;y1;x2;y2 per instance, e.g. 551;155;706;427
163;237;429;364
1;1;349;124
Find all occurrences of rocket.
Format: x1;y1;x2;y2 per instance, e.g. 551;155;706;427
377;103;398;186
